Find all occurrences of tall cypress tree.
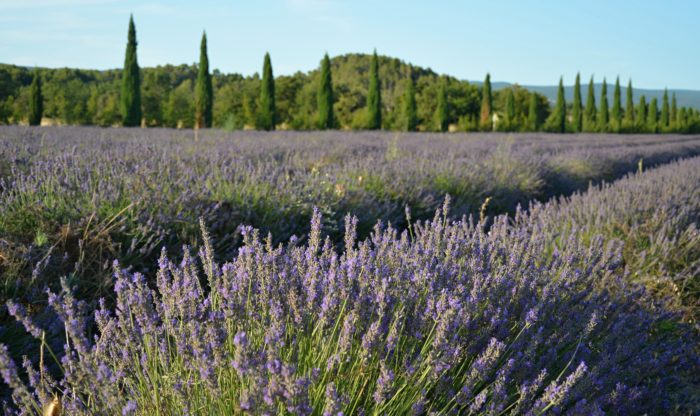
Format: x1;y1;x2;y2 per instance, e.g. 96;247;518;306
598;78;609;132
403;73;417;132
611;77;622;132
366;50;381;130
317;53;334;129
671;93;678;129
572;72;582;132
546;77;566;133
624;79;634;127
583;76;597;132
527;93;538;131
479;73;492;131
660;88;669;129
637;95;647;130
195;32;213;129
647;97;658;133
28;71;43;126
121;15;141;127
435;77;448;132
504;88;516;131
678;107;687;131
258;52;276;130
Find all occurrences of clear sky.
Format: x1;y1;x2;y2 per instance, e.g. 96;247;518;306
0;0;697;90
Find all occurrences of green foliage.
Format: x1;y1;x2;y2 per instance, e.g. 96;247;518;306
402;74;417;132
195;32;213;129
165;79;194;128
660;89;670;130
610;77;622;132
2;51;699;134
500;88;517;132
647;97;658;133
527;93;539;131
572;73;582;132
365;50;381;130
623;79;635;131
479;73;492;131
637;95;647;131
317;53;334;129
671;93;678;128
434;77;448;132
121;15;141;127
545;77;566;133
257;52;276;130
583;77;597;132
598;78;609;132
28;72;42;126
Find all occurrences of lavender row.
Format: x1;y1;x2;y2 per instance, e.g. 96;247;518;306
518;157;700;323
2;126;700;304
2;158;699;414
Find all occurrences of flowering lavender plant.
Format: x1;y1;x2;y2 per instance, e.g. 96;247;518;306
2;126;700;308
2;154;699;414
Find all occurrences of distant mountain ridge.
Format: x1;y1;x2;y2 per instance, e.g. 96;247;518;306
485;81;700;110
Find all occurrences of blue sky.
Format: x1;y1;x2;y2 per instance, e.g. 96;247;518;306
0;0;697;90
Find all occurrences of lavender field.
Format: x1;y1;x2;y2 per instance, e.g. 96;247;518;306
0;127;699;414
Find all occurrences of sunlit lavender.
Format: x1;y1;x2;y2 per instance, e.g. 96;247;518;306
0;129;698;413
2;127;700;304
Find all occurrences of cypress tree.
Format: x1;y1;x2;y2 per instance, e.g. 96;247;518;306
598;78;609;132
546;77;566;133
403;74;417;132
647;97;658;133
121;15;141;127
527;93;538;131
571;72;582;132
679;107;687;132
504;88;516;131
637;95;647;130
624;79;634;127
435;77;449;132
28;71;43;126
583;76;596;132
660;88;669;129
195;32;213;129
366;50;382;130
317;53;334;129
479;73;492;131
258;52;276;130
671;93;678;129
611;77;622;131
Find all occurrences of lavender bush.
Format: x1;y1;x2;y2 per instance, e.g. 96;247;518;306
519;157;700;324
2;126;700;305
1;158;699;414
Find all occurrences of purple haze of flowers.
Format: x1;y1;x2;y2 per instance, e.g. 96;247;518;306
0;152;698;414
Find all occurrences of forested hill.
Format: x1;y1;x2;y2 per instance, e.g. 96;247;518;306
0;53;548;130
1;53;698;132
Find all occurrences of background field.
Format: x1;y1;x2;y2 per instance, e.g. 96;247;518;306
2;127;700;301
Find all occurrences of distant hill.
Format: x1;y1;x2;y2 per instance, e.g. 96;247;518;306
1;52;698;130
487;81;700;110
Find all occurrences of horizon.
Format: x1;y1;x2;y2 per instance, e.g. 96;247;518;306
0;0;697;91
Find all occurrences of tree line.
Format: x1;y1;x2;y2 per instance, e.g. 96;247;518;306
3;16;699;133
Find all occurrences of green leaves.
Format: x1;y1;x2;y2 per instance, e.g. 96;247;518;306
121;15;142;127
